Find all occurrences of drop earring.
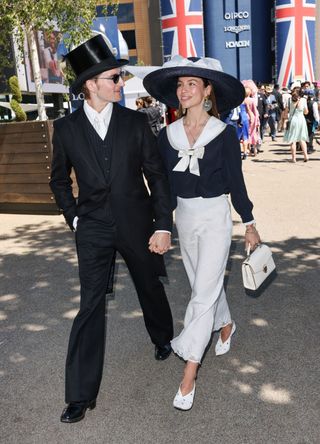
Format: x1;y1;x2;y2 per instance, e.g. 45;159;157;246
203;96;212;112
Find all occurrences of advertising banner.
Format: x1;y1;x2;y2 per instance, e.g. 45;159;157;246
203;0;272;82
203;0;252;79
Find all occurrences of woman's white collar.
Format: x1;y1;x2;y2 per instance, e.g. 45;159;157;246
166;116;226;176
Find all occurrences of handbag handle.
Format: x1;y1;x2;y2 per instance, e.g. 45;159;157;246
246;243;261;257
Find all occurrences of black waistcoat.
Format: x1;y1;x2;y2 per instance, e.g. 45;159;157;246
83;116;115;224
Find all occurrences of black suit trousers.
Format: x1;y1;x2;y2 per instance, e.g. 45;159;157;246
65;217;173;403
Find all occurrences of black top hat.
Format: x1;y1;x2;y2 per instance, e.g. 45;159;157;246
65;35;128;94
143;55;245;113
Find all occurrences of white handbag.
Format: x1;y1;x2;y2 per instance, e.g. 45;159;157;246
242;244;276;291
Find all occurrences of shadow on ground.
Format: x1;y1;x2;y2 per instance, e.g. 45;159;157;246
0;222;319;443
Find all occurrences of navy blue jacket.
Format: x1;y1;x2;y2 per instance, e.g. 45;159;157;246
157;124;254;223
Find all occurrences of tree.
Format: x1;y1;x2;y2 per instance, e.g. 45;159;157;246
0;1;118;121
8;76;27;122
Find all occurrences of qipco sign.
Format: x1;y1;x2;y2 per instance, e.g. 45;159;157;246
224;11;249;20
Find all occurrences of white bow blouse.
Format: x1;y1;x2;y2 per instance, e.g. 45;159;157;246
166;116;226;176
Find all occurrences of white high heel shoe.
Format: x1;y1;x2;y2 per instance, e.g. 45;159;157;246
173;383;196;411
215;321;236;356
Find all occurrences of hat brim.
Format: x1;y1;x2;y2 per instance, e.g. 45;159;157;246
143;66;245;113
70;58;128;95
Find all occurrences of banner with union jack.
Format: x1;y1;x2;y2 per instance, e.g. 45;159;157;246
275;0;316;87
160;0;204;61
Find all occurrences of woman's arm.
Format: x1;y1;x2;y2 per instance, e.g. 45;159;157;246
302;98;308;115
313;101;319;123
223;127;253;222
223;127;261;249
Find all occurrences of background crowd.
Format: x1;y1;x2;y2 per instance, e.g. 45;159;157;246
135;96;164;136
216;79;319;162
138;80;320;163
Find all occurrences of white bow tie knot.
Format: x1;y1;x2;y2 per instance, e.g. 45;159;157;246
93;115;108;140
173;146;205;176
93;116;102;129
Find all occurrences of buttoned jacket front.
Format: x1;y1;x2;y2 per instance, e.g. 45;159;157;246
50;103;172;251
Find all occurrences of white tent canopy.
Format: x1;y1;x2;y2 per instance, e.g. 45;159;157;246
123;66;162;110
125;65;160;79
123;76;149;110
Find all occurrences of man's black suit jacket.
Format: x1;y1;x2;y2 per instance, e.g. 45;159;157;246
50;103;172;254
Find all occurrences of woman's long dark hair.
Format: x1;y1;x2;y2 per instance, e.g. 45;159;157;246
177;78;219;118
291;88;303;102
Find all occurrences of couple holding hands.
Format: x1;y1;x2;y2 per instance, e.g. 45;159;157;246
50;36;260;422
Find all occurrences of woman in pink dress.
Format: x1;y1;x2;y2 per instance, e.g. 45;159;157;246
244;87;260;156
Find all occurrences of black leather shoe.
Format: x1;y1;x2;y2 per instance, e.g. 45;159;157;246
60;399;96;423
155;343;172;361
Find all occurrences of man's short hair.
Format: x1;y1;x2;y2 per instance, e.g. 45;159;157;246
144;96;154;106
81;83;91;99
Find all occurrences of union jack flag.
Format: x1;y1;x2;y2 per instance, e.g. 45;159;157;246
275;0;316;87
160;0;204;61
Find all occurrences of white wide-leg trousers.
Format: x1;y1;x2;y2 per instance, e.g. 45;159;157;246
171;195;233;363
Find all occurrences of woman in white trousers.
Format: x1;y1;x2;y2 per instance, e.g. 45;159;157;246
144;56;261;410
173;194;233;363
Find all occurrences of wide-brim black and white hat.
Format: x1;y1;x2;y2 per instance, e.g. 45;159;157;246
65;35;128;94
143;55;245;113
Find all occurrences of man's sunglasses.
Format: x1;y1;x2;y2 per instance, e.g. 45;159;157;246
94;71;125;84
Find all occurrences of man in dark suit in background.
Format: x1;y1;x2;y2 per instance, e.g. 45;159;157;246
50;35;173;424
272;84;284;128
142;96;163;136
256;84;268;146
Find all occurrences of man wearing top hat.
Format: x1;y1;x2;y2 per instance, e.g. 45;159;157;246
50;35;173;423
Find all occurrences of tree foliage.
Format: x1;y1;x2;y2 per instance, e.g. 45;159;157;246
0;0;118;120
8;76;27;121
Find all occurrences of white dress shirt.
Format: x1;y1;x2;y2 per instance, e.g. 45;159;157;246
83;100;113;140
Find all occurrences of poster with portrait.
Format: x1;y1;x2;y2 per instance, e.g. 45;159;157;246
20;16;120;95
24;29;68;94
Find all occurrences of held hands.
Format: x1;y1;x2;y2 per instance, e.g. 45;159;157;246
245;224;261;254
148;232;171;255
